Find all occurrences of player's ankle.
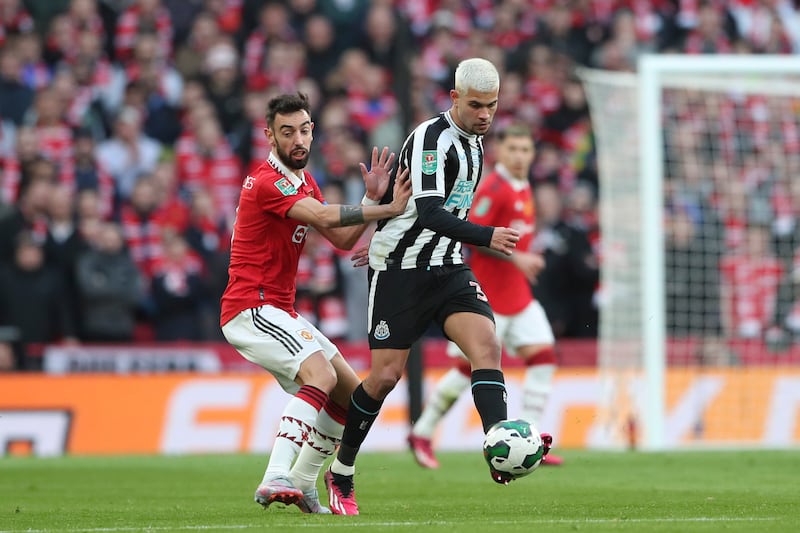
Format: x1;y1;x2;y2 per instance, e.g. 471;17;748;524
330;459;355;477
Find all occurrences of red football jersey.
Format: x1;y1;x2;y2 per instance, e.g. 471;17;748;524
719;254;783;337
220;153;325;326
468;166;536;315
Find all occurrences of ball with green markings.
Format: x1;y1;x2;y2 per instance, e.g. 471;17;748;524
483;419;544;479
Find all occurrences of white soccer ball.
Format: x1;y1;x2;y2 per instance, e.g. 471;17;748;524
482;419;544;480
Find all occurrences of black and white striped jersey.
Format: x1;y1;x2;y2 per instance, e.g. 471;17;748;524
369;111;486;271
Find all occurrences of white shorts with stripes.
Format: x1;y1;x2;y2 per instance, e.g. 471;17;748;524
446;300;555;359
221;305;338;394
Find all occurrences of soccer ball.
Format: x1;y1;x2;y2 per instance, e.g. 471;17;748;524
482;419;544;480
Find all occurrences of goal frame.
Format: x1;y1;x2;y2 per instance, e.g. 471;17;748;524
636;55;800;450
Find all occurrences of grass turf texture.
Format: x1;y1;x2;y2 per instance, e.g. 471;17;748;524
1;451;798;532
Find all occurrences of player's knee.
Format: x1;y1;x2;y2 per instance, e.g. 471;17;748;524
464;335;502;368
521;346;557;366
366;366;403;399
297;358;337;394
482;333;503;358
315;365;338;393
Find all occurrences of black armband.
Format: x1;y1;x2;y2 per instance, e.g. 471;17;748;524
340;205;365;226
415;196;493;247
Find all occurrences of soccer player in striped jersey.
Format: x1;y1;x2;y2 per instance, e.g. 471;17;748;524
325;58;522;515
220;93;411;513
408;124;562;469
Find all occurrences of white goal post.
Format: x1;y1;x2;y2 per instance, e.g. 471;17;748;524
580;55;800;451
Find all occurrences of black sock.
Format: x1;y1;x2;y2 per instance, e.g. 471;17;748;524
471;369;507;432
336;383;384;466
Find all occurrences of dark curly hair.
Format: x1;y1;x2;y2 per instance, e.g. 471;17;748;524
266;92;311;129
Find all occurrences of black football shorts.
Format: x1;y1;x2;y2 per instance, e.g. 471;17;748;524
366;264;495;350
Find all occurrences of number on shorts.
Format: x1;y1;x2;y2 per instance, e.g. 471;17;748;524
469;280;488;302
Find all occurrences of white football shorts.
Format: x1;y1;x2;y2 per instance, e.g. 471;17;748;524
222;305;338;394
447;300;555;359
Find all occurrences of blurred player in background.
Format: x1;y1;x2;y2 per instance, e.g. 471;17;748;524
408;123;564;469
220;92;410;514
325;58;533;516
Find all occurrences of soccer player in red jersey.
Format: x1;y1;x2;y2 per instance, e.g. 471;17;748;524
220;92;410;513
407;123;563;468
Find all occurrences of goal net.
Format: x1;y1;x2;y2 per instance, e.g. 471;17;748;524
580;55;800;450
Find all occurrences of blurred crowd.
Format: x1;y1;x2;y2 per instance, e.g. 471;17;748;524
661;86;800;355
1;0;799;370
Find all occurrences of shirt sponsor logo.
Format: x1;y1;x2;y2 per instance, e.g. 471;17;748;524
443;179;475;210
292;225;308;244
421;150;437;174
274;177;298;196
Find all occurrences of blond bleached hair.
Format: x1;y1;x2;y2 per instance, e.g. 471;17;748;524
454;58;500;95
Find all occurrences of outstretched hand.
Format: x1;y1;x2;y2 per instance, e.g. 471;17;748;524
360;146;397;202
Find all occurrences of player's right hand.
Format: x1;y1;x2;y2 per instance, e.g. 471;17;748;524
389;168;412;215
361;146;396;200
490;227;520;256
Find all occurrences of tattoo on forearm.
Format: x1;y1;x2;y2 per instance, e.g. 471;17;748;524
340;205;365;226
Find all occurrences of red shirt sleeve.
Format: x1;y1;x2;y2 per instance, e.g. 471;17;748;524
256;173;325;219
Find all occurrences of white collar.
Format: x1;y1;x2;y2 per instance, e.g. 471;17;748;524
268;151;306;187
496;163;529;192
444;110;478;140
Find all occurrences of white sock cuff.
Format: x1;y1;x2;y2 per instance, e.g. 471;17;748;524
284;395;323;427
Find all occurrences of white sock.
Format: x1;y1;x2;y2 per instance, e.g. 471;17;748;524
412;367;471;439
521;364;555;428
330;458;355;476
262;396;320;483
289;407;343;490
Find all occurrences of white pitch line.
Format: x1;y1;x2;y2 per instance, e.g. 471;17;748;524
0;516;780;533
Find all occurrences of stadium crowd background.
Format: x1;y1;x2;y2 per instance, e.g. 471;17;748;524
1;0;799;371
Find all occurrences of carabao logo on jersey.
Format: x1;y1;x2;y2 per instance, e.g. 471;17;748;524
421;150;437;174
373;320;390;340
473;196;491;217
274;177;298;196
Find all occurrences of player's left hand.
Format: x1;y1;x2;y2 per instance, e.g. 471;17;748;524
360;146;397;201
489;227;520;256
351;244;369;268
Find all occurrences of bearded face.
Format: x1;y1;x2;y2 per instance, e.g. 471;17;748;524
267;110;314;170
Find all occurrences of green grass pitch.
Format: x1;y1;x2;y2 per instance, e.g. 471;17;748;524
1;450;798;532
